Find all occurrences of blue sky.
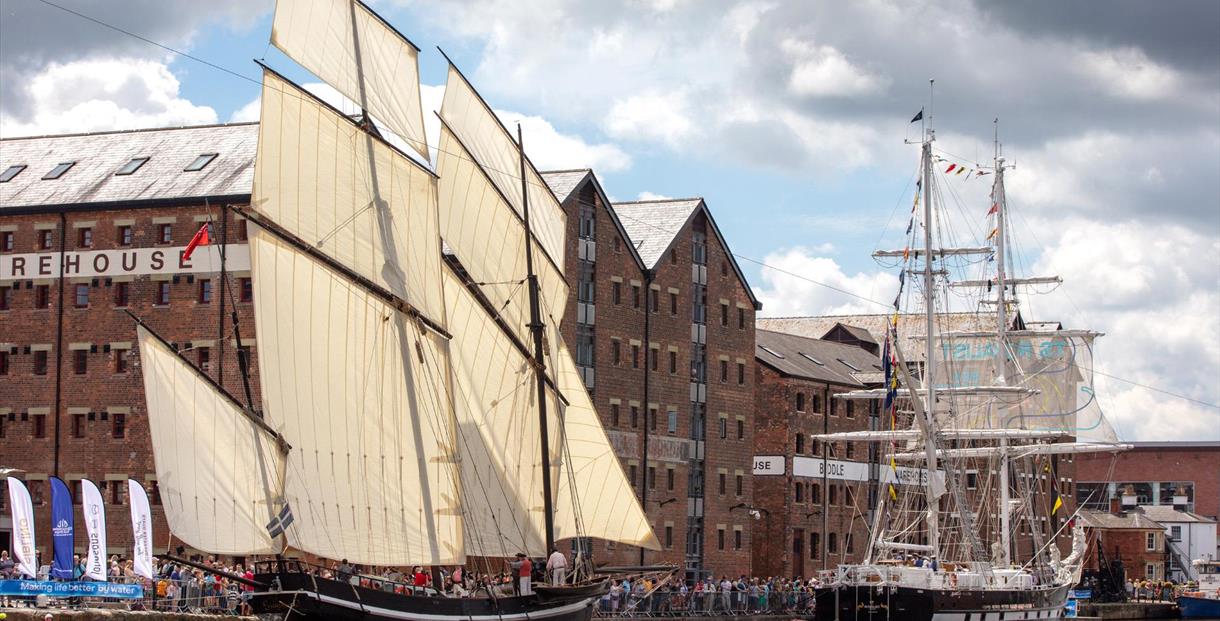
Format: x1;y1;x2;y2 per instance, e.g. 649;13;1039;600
1;0;1217;441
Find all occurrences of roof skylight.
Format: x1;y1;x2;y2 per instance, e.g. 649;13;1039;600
838;358;862;372
184;153;218;172
42;162;75;180
115;157;149;176
0;164;26;183
799;352;825;366
759;345;785;359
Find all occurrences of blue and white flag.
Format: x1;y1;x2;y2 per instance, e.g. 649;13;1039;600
5;477;37;578
49;477;75;579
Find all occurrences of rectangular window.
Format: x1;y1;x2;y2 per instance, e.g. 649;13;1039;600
649;347;658;372
43;161;75;179
966;471;978;489
198;279;212;304
718;528;725;551
667;468;675;491
796;434;805;454
738;307;745;329
829;484;838;506
35;284;50;308
77;227;93;248
736;419;744;440
117;225;133;246
795;482;804;502
828;532;838;553
631;344;640;369
610;403;620;426
74;283;89;308
112;412;126;439
669;350;677;374
811;532;820;559
0;285;10;310
154;282;170;305
185;153;218;172
34;414;47;438
33;350;48;375
846;401;855;419
718;472;726;495
648;466;656;490
1146;532;1157;551
796;392;806;412
669;292;678;315
114;349;129;374
0;351;8;375
737;362;745;385
719;360;728;382
109;482;122;505
72;414;86;438
667;409;677;434
846;533;854;554
734;530;742;550
718;417;727;439
611;340;621;366
812;483;821;503
114;281;129;307
612;281;621;305
158;223;172;244
239;278;253;302
0;164;27;182
198;346;211;372
630;406;639;428
632;284;640;309
236;219;248;241
115;157;149;175
73;349;87;375
628;465;638;488
735;474;743;496
648;406;658;432
0;231;12;252
39;229;53;249
649;289;658;313
720;302;728;326
665;525;673;549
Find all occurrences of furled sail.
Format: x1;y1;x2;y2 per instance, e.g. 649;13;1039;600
552;344;660;550
436;123;569;344
253;69;445;325
271;0;430;161
136;326;286;555
248;229;464;565
932;331;1118;443
439;63;568;281
445;266;563;557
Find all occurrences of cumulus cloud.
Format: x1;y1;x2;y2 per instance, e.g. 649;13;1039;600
0;58;218;137
781;39;890;98
754;247;898;317
636;191;673;201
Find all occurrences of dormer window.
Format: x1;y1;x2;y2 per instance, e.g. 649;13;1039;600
759;345;784;359
115;157;149;176
184;153;218;172
0;164;26;182
42;162;75;180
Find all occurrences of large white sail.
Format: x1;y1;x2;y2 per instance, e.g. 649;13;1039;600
437;123;569;344
253;70;446;325
248;230;464;565
136;326;286;555
439;64;568;277
271;0;430;161
552;345;660;551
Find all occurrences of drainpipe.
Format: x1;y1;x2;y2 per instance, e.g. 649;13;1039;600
52;211;67;477
821;384;829;571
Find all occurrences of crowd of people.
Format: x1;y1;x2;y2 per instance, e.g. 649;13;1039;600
599;575;824;616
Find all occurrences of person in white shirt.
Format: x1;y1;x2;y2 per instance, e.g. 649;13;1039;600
546;548;568;586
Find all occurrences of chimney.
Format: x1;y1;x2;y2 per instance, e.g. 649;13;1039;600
1172;485;1189;511
1109;495;1121;515
1120;484;1137;510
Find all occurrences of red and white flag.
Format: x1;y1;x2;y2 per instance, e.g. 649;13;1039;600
182;223;211;261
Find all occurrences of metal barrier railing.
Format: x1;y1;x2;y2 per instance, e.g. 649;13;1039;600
0;576;253;616
593;589;818;617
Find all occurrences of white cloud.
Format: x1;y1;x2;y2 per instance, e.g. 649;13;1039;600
781;39;890;98
229;96;261;123
0;58;217;137
636;191;673;200
1076;47;1183;101
605;91;696;147
754;246;898;317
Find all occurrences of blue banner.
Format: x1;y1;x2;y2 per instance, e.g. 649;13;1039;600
0;580;144;599
48;477;75;580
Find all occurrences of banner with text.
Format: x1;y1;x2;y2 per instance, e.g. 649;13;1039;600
128;479;154;580
0;244;250;282
81;479;108;581
0;580;143;599
49;477;74;579
5;477;37;578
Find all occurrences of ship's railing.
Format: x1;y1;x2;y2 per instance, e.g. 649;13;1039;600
833;563;1037;591
252;559;443;597
593;589;818;617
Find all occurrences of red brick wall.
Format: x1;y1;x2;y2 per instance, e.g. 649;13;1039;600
1084;527;1167;580
1;204;257;562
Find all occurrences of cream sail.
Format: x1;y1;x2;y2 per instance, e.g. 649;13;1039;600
135;325;286;556
271;0;430;161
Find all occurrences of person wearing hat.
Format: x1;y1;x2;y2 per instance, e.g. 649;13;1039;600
546;547;568;586
510;553;533;596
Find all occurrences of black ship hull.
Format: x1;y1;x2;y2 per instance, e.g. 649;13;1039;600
250;571;602;621
815;582;1070;621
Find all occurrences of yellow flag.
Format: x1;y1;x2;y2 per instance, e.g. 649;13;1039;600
1052;495;1063;515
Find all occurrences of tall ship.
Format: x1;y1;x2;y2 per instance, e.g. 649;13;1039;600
812;105;1130;620
132;0;658;619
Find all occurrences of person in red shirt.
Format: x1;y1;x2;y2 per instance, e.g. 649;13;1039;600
513;553;533;596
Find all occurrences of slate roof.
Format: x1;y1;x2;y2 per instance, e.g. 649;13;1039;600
1079;509;1165;531
611;198;704;268
758;311;1022;362
755;328;884;387
540;169;592;203
1138;505;1216;525
0;123;258;212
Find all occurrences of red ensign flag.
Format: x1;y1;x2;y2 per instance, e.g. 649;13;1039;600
183;223;211;261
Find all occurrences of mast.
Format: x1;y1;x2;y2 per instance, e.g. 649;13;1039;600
919;110;942;559
993;120;1012;567
519;124;557;553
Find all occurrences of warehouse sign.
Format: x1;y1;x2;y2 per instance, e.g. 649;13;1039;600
0;245;249;282
789;456;945;488
752;455;784;475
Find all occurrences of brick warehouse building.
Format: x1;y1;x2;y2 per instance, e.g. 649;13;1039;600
751;328;883;579
541;170;761;580
0;123;261;561
0;126;763;577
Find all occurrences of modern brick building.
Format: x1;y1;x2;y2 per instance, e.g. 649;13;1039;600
751;328;882;579
0;123;260;561
542;170;762;580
